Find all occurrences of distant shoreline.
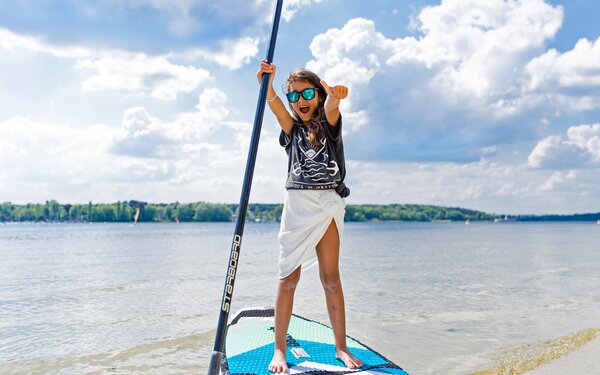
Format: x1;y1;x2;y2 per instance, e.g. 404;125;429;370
2;200;599;223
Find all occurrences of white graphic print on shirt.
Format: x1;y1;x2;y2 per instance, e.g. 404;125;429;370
291;127;339;184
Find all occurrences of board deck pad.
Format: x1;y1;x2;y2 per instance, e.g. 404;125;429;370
224;307;409;375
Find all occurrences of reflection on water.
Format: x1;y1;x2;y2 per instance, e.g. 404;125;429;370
1;222;599;374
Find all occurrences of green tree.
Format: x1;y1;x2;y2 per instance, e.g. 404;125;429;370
69;205;81;221
176;204;195;222
194;203;233;222
0;202;13;221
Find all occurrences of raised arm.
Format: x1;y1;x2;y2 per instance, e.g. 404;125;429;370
320;80;348;127
257;59;294;135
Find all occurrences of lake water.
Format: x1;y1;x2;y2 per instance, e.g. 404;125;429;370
1;221;599;374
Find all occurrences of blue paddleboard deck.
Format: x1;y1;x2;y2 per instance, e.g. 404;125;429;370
224;307;409;375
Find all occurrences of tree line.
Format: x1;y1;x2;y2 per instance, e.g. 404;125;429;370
0;200;500;223
511;213;600;222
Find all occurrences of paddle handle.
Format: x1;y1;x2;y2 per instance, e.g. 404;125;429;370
208;1;284;374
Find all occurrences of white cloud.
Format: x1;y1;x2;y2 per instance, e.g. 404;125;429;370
1;27;260;102
110;88;230;157
126;0;321;27
414;0;563;103
96;0;322;35
302;0;591;163
307;0;563;114
0;27;91;58
0;115;181;190
349;160;517;205
76;53;211;100
110;107;171;158
346;158;599;214
2;102;597;213
306;18;398;136
527;135;590;169
525;37;600;110
281;0;325;22
567;124;600;158
528;124;600;169
187;37;259;70
341;110;369;133
0;90;286;204
0;116;112;202
538;171;577;192
307;18;387;92
87;0;200;36
0;27;211;101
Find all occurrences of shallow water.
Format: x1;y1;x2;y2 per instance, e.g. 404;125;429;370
1;221;599;374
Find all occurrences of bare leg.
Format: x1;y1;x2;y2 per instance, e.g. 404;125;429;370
316;220;363;369
269;267;301;373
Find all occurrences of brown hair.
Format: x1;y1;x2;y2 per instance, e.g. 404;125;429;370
286;69;327;147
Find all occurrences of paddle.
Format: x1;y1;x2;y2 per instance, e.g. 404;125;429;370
208;1;284;374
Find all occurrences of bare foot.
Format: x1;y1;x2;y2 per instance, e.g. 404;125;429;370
268;348;289;373
336;347;363;369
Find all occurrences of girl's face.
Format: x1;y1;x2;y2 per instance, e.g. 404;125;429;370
288;80;320;124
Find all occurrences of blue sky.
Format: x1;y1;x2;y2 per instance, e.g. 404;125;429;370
1;0;599;215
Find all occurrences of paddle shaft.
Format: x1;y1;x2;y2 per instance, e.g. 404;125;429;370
208;1;283;373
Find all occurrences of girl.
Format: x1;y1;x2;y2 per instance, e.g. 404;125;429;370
257;59;363;373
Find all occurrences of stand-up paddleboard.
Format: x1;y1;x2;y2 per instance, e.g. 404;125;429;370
223;307;409;375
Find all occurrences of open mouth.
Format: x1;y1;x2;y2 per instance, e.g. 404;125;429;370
299;105;310;114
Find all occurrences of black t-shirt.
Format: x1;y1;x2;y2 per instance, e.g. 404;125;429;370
279;112;346;191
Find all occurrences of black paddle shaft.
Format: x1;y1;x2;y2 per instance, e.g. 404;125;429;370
208;1;283;374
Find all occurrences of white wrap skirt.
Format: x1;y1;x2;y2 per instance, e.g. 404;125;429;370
278;189;346;279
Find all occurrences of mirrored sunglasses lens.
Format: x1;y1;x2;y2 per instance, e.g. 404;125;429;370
301;89;315;100
287;91;299;103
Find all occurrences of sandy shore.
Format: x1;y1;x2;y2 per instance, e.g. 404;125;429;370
526;335;600;374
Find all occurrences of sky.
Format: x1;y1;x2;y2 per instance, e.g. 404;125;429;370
1;0;600;215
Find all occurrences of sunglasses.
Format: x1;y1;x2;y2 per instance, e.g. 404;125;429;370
286;88;319;103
